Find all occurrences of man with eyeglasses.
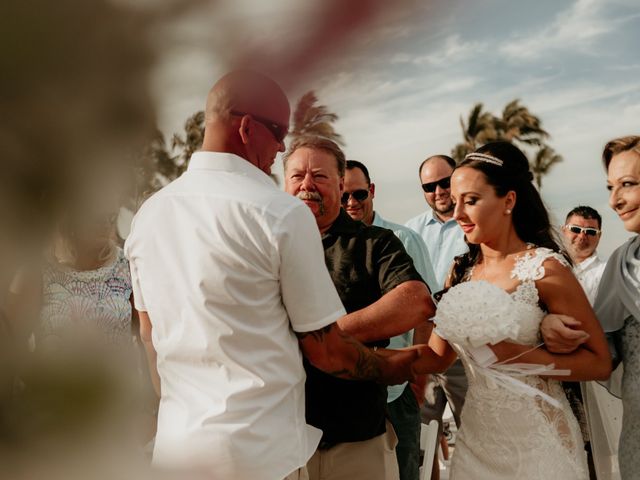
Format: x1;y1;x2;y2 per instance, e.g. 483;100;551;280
343;160;437;480
561;205;608;478
562;205;607;305
405;154;468;480
125;72;421;480
405;155;468;290
284;136;435;480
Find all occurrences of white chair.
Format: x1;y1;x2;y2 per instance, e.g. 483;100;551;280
420;420;439;480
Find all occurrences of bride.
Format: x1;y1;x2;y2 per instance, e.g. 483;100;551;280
413;142;611;479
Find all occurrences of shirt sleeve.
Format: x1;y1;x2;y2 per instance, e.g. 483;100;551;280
277;204;346;333
374;229;425;295
399;230;437;293
124;233;147;312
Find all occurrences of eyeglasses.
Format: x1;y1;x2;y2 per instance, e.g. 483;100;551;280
341;189;369;204
421;176;451;193
564;224;601;236
230;110;288;143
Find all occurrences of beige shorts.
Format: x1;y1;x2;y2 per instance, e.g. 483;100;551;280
284;466;310;480
306;421;399;480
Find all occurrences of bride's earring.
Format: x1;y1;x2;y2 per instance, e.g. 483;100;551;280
505;209;512;215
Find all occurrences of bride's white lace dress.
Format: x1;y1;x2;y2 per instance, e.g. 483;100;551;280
435;247;588;479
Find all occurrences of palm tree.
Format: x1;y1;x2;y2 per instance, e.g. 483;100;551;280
452;103;499;162
451;100;562;188
290;91;344;145
132;129;176;209
451;143;471;165
132;113;205;210
134;108;285;208
531;145;562;189
498;99;548;147
171;110;205;176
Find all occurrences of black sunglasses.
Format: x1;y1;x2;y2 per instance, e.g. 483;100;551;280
421;176;451;193
565;224;601;237
341;189;369;204
230;110;288;143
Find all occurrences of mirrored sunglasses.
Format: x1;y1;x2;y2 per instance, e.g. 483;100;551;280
341;189;369;204
422;176;451;193
565;225;600;236
230;110;288;143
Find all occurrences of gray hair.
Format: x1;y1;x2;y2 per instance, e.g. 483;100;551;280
284;136;346;177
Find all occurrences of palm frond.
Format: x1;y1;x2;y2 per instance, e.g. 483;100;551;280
530;145;563;188
451;143;470;163
290;90;345;145
456;99;561;189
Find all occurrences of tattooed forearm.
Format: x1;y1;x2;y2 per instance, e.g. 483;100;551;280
325;331;382;380
297;322;405;383
296;324;334;342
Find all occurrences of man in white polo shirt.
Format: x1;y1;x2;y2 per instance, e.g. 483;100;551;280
561;205;607;305
125;71;418;480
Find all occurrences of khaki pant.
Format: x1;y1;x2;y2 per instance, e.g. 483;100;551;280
307;421;400;480
284;467;310;480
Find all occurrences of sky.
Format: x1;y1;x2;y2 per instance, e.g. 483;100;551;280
151;0;640;258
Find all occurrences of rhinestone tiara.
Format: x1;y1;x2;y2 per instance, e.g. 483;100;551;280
464;152;504;166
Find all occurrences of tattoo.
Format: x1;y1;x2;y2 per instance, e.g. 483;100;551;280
295;324;333;342
326;330;382;380
297;324;384;381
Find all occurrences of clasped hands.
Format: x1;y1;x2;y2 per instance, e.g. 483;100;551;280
374;313;588;387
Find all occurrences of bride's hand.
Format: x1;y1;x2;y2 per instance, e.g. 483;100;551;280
374;346;427;384
540;314;590;353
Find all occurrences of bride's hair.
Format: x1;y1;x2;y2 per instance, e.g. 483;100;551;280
447;141;564;289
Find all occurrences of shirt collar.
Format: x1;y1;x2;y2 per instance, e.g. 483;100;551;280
425;210;438;225
324;209;362;236
372;211;383;227
425;209;456;226
575;252;600;271
187;151;275;187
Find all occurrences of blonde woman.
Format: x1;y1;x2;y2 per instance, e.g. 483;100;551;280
594;136;640;479
10;207;134;349
8;204;158;449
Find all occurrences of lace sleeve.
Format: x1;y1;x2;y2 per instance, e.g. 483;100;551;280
510;247;570;282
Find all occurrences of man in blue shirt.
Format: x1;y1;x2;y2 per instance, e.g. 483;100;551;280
405;155;467;290
405;155;468;480
344;160;437;480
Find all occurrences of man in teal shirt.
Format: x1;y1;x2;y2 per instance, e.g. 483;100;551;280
344;160;437;480
404;155;468;290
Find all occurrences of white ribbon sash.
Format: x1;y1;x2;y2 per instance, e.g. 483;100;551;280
465;342;571;409
482;362;570;408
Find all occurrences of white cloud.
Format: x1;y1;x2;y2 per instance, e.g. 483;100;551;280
527;82;640;115
317;73;640;257
152;0;638;257
500;0;614;60
608;64;640;72
391;34;487;66
315;68;482;119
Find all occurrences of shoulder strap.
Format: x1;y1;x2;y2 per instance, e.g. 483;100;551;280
511;247;569;282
